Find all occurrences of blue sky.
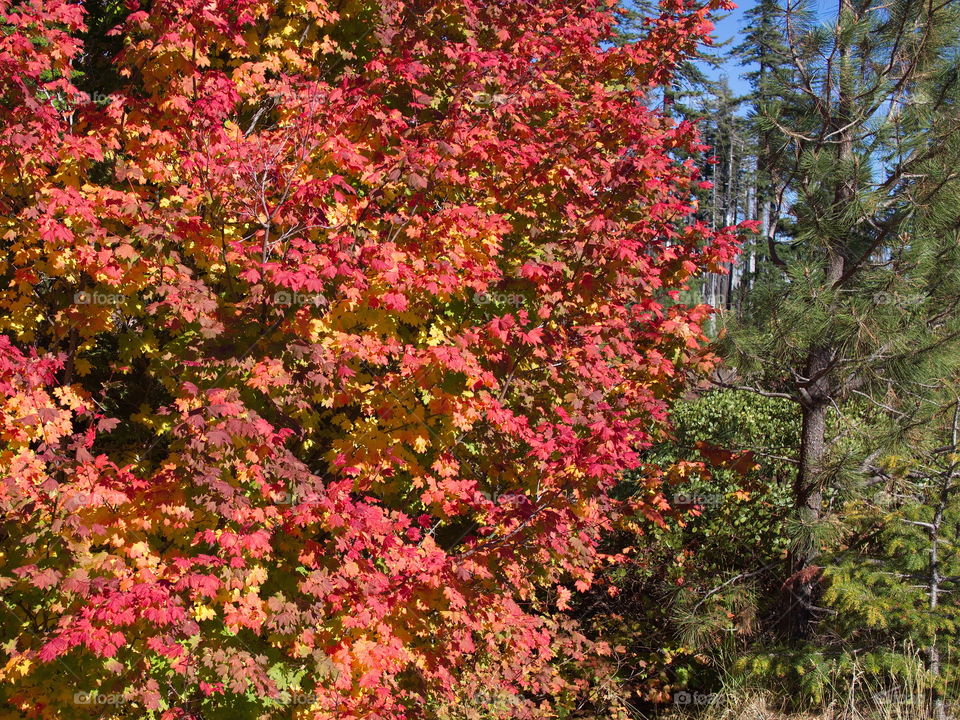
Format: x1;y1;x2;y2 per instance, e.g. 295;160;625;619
707;0;754;96
705;0;839;98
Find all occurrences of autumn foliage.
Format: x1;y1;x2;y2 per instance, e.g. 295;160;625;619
0;0;738;717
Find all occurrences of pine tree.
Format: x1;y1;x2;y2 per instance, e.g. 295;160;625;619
615;0;728;117
718;0;960;642
827;397;960;720
733;0;801;289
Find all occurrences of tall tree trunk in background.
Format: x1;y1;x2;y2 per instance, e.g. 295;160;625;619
725;140;735;309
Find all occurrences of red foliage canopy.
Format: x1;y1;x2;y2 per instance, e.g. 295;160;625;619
0;0;739;716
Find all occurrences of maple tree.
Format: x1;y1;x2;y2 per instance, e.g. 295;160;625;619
0;0;743;717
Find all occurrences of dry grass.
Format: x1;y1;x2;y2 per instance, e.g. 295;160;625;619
692;692;948;720
648;653;958;720
657;686;955;720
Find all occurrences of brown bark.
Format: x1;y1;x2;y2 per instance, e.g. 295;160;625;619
781;0;857;640
783;303;835;637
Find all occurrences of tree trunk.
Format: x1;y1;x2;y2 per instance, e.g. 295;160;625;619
783;244;844;637
784;361;828;637
782;0;857;640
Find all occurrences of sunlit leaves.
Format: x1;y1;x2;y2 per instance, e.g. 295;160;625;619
0;0;742;717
